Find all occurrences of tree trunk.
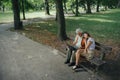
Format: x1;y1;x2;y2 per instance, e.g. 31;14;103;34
21;0;26;20
63;0;67;14
96;0;100;12
75;0;79;16
86;0;92;14
70;2;75;14
0;1;2;10
45;0;50;15
55;12;58;21
12;0;23;30
105;6;107;10
83;4;87;11
55;0;68;41
117;0;120;8
2;5;5;12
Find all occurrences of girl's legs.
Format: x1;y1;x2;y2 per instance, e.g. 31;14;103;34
73;49;84;69
75;50;81;66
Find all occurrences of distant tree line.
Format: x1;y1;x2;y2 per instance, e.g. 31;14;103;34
0;0;120;13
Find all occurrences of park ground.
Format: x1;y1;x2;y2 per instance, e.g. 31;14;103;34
0;9;120;80
6;9;120;59
1;23;101;80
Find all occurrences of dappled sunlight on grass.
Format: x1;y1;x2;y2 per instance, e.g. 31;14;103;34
0;11;56;23
24;11;55;19
87;18;116;23
103;9;120;14
0;11;13;23
25;20;58;34
66;18;120;46
68;16;117;23
66;9;120;47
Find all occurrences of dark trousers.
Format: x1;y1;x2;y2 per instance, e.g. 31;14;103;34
65;45;77;63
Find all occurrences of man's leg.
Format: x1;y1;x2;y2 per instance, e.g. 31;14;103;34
71;52;76;63
68;52;76;66
65;47;73;64
68;50;76;66
70;46;78;63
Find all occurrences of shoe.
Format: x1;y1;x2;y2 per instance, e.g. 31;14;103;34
64;61;70;64
73;65;80;70
68;62;75;67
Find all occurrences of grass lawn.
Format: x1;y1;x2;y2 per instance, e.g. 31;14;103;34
21;9;120;48
0;11;56;23
0;11;14;23
66;9;120;47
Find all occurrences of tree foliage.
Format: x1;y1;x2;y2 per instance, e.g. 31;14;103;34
102;0;119;8
1;0;119;12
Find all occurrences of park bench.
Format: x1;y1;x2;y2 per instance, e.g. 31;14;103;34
79;42;112;72
65;41;112;72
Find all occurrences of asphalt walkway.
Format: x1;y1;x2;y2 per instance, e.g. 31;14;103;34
0;23;102;80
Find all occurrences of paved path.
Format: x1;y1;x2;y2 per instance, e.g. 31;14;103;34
0;23;102;80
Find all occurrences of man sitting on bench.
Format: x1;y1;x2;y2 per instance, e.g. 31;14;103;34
73;32;95;70
64;28;84;66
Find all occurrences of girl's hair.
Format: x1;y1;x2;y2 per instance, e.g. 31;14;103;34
83;32;91;37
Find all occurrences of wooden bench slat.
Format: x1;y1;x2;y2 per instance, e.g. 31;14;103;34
89;57;106;66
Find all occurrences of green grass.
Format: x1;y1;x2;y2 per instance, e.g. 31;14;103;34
0;11;13;23
27;9;120;47
66;9;120;45
1;9;120;47
0;11;56;23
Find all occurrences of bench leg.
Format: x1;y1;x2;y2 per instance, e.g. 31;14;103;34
96;66;99;71
94;66;101;74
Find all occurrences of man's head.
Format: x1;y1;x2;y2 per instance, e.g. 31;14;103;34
75;28;83;36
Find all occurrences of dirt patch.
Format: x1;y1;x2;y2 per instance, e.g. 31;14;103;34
13;26;71;55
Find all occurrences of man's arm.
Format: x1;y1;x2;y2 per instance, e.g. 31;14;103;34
73;35;78;46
